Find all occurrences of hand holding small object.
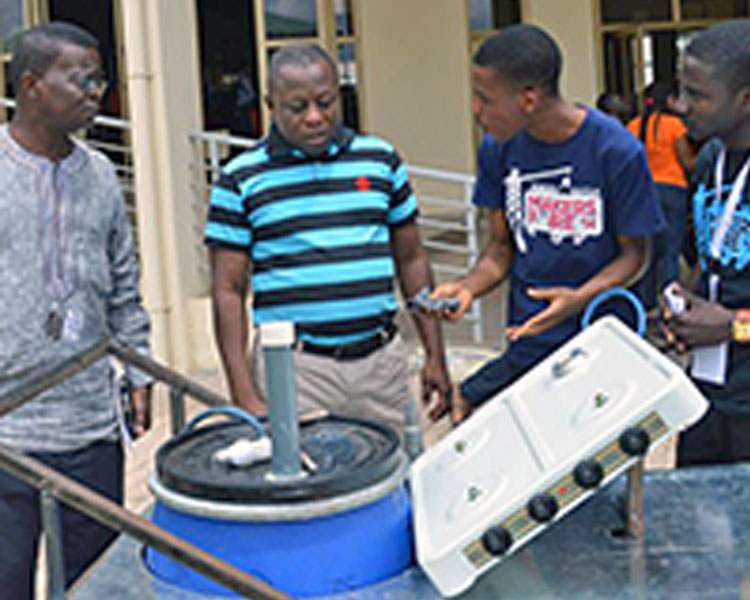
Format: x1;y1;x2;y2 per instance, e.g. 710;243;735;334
407;286;462;314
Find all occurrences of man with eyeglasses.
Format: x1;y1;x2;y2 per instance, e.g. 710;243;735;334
0;22;152;598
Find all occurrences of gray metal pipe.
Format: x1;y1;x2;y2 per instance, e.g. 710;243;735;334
0;340;109;418
169;387;186;435
260;322;304;480
108;341;228;407
41;489;65;600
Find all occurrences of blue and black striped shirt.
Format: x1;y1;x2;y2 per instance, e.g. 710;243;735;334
204;126;418;346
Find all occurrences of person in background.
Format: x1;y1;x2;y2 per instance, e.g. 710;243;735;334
431;25;664;424
596;91;633;125
663;20;750;466
204;44;451;432
231;66;260;138
627;81;696;305
0;22;153;598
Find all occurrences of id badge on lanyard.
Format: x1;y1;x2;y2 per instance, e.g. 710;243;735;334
691;148;750;385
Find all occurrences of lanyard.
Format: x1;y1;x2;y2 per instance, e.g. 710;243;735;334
710;147;750;261
40;164;80;340
40;164;79;306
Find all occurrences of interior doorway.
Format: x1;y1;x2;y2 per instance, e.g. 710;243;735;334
195;0;361;138
196;1;260;137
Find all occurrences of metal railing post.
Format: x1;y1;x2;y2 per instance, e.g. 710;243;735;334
625;459;645;543
463;179;483;344
107;341;228;407
169;387;186;435
208;138;221;184
41;489;66;600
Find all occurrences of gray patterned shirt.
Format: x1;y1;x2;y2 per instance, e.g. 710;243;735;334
0;125;152;452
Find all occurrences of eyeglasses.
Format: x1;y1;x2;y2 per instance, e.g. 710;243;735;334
29;67;109;96
75;75;108;95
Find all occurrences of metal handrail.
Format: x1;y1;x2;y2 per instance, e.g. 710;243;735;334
190;128;259;149
408;164;475;185
0;97;131;131
0;340;110;419
0;340;293;600
107;340;229;407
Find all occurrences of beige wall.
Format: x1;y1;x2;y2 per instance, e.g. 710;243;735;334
523;0;599;104
357;0;475;173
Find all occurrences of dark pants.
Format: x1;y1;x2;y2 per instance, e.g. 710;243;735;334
460;352;530;408
677;405;750;467
0;440;123;599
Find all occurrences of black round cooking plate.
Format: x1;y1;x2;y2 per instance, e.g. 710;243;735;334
155;414;402;503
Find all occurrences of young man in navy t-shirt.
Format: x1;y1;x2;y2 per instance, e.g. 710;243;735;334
432;24;664;423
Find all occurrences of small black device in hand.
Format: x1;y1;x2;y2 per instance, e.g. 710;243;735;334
406;286;462;314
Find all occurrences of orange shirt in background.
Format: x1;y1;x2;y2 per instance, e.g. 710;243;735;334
626;113;688;188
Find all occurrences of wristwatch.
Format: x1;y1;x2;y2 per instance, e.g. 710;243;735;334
732;309;750;343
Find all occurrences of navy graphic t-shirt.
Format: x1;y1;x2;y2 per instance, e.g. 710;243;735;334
473;107;664;366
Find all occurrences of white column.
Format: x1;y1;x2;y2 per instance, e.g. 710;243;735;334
523;0;600;105
356;0;475;173
120;0;204;370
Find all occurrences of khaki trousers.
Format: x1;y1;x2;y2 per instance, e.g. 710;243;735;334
252;333;410;433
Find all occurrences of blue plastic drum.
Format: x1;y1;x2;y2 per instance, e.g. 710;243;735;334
146;484;413;597
145;408;414;597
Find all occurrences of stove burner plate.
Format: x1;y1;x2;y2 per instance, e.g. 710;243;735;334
410;316;708;597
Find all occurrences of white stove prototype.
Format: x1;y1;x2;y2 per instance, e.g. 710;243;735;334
410;316;708;597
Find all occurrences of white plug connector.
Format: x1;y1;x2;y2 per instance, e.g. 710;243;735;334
213;437;272;467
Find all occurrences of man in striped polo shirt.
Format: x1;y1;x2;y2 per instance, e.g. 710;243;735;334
204;45;451;432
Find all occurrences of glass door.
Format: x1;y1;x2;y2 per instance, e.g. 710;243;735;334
602;28;639;107
598;0;750;113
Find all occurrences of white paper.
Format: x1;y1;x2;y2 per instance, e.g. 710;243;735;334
691;343;728;385
690;272;728;385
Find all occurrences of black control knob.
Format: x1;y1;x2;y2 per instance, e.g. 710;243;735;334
481;525;513;556
619;426;651;456
573;459;604;489
527;492;559;523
